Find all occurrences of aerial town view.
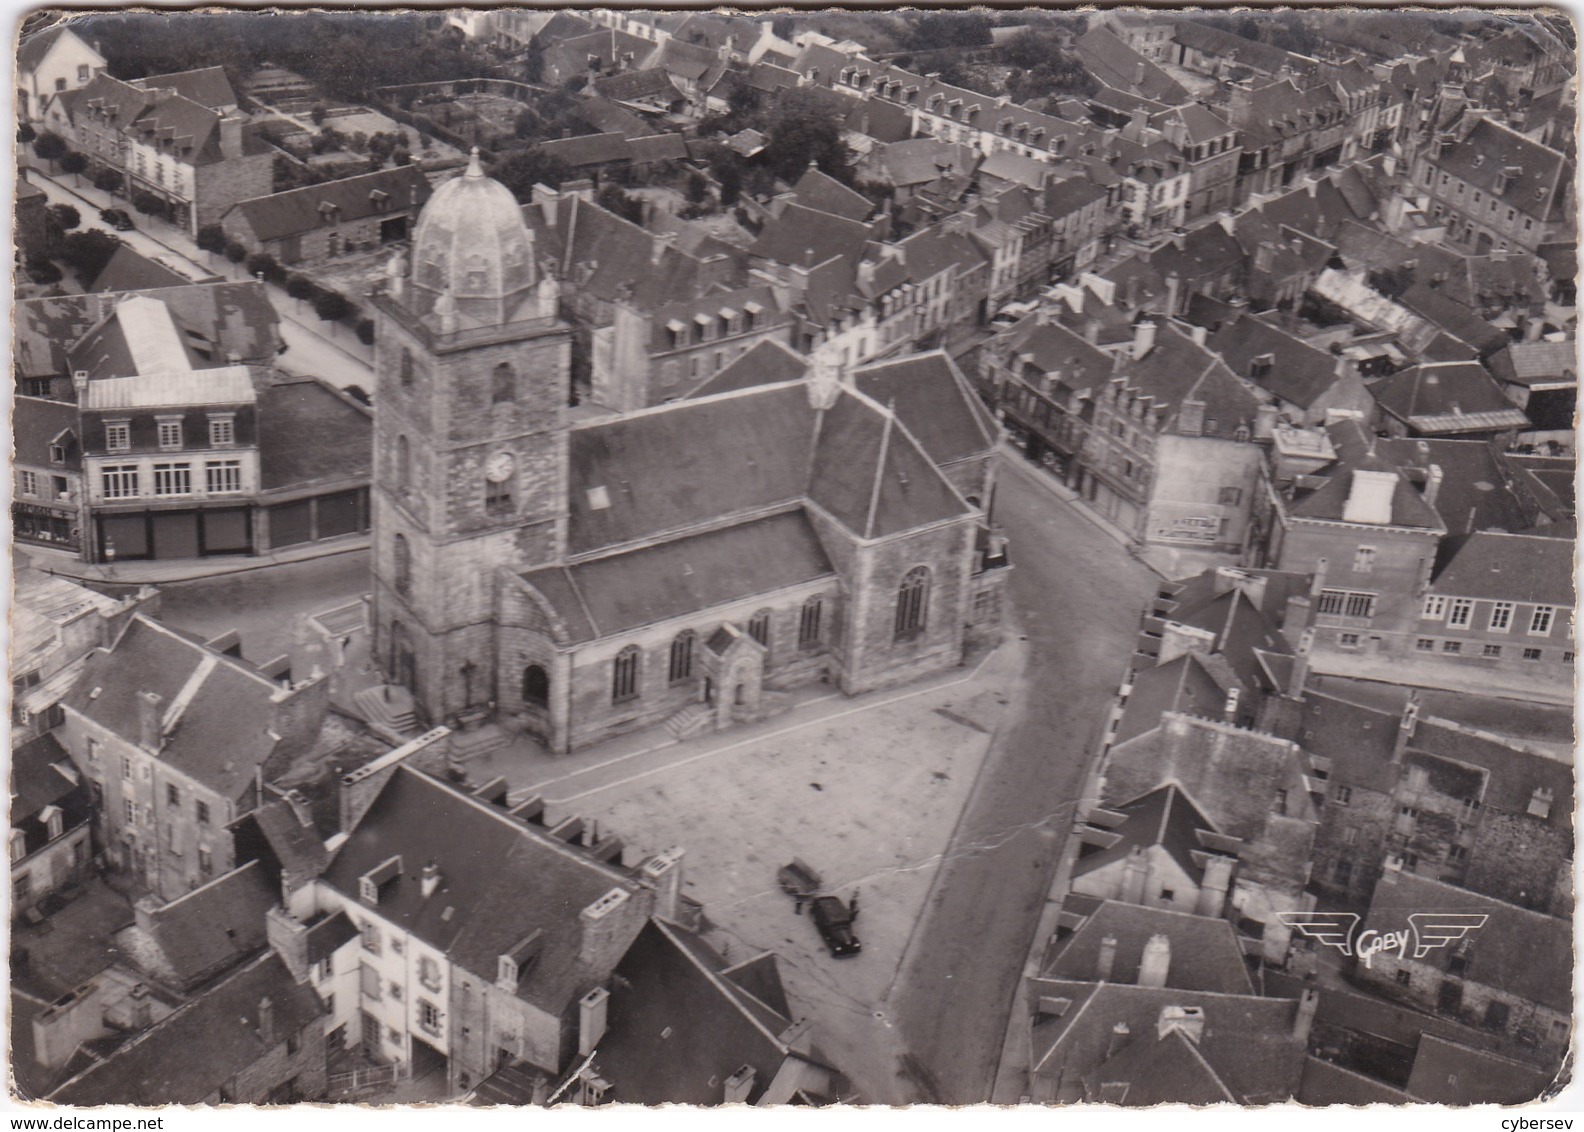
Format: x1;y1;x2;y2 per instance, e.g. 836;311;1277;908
7;5;1577;1112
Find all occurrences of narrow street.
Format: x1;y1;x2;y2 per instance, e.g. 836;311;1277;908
888;454;1156;1103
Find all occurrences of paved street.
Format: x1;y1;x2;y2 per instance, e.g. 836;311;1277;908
153;549;370;670
887;453;1156;1103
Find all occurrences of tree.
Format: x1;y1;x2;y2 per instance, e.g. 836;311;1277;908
908;11;992;50
48;203;81;231
60;229;122;286
684;171;709;206
31;132;67;172
310;102;328;127
131;191;168;218
224;240;248;263
18;121;35;145
245;251;277;279
26;260;63;286
313;288;351;326
488;149;574;200
762;89;855;184
392;148;412;167
59;151;88;186
355;318;376;346
196;225;228;255
717;163;743;207
285;274;317;311
93;169;124;195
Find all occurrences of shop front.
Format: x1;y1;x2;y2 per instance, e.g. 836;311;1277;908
95;504;253;562
13;501;80;551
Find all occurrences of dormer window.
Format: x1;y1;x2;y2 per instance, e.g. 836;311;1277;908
359;854;403;905
1249;353;1274;381
1528;787;1554;820
369;189;391;212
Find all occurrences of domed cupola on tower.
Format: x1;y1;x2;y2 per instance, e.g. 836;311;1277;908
406;148;544;329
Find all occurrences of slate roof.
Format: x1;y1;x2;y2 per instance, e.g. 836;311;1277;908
750;202;879;270
133;66;236;110
321;766;645;1011
227;165;430;243
522;510;835;643
11;733;91;861
869;138;979;187
1372;435;1538;535
68;293;205;380
1124;323;1263;434
592;68;679;106
13;396;82;470
89;245;193;295
1028;980;1307;1104
18;24;85;73
1075;27;1190;103
593;920;800;1104
686;338;808;398
1404;1034;1556;1105
1074;784;1224;888
256;376;372;492
849;351;998;467
1174;20;1315;76
77;71;270;167
1363;870;1571;1013
844;95;913;144
1370;361;1532;435
1433;116;1571;225
538;130;635;168
124;860;278;990
789;165;872;221
60;615;297;803
1045;899;1253;994
1487;340;1578;387
1111;652;1235;745
242;798;331;884
1429;530;1573;606
1397;284;1509;357
1207;312;1343;410
49;953;323;1106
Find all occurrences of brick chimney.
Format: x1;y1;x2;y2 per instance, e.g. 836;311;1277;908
640;847;685;921
257;996;275;1045
420;860;442;900
1156;1004;1204;1044
1107;1022;1130;1059
1293;987;1319;1044
1138;934;1171;988
1132;319;1157;360
579;888;633;968
1424;464;1444;508
137;690;165;753
218;111;245;161
723;1064;757;1104
1120;845;1150;905
578;985;609;1055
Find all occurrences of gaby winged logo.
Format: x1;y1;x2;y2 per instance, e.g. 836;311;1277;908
1279;911;1489;969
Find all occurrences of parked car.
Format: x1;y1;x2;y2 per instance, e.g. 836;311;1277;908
99;208;134;231
809;895;861;958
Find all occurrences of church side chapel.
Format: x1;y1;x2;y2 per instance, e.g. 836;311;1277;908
367;151;1009;754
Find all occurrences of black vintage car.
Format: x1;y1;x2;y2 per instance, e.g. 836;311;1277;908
810;895;861;958
99;208;134;231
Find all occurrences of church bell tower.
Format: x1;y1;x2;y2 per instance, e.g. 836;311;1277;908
369;149;572;725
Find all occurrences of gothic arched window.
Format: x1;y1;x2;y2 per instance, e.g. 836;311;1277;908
400;348;415;389
799;595;823;648
748;609;771;650
396;434;411;493
669;631;695;683
612;646;641;703
895;566;930;639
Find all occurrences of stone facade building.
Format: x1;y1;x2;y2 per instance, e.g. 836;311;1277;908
368;154;1006;752
221;165;432;267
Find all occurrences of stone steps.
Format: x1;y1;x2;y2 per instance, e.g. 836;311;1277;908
447;723;510;762
665;701;714;741
352;685;419;735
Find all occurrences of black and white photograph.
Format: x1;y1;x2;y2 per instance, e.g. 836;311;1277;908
6;3;1579;1117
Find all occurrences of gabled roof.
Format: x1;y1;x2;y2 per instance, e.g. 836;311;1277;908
257;375;372;491
68;293;204;380
119;860;278;991
1486;340;1577;387
322;767;645;1009
869;138;978;187
1363;870;1570;1012
18;24;100;74
227;165;430;243
1430;116;1570;224
61;615;296;802
1370;361;1532;435
80;366;257;411
592;920;812;1104
538;130;634;168
686;338;808;398
1044;899;1254;995
89;245;193;295
789;164;872;221
750;202;879;270
1397;283;1509;356
12;396;82;471
1074;783;1224;887
133;66;236;110
11;732;87;829
1372;435;1538;535
1173;20;1316;77
1429;530;1574;607
1207;312;1343;410
1404;1033;1556;1106
1075;27;1190;103
49;953;323;1106
850;351;998;466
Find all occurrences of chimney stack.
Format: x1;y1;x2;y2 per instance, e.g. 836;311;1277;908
137;690;165;753
578;985;610;1056
1423;464;1444;508
1107;1022;1131;1060
723;1064;757;1104
1121;845;1150;905
1138;934;1171;988
1132;320;1157;360
579;889;633;968
1196;856;1235;918
1341;468;1397;525
1084;317;1102;345
257;996;275;1045
1157;1004;1205;1044
1096;935;1118;982
420;860;441;899
219;112;245;161
640;847;686;922
1293;987;1319;1044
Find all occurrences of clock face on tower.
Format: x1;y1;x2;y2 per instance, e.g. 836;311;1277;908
485;451;516;482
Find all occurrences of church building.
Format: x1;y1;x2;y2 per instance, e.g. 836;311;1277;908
369;152;1008;754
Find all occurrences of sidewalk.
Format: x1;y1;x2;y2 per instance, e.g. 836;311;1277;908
1309;649;1575;708
20;533;368;586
